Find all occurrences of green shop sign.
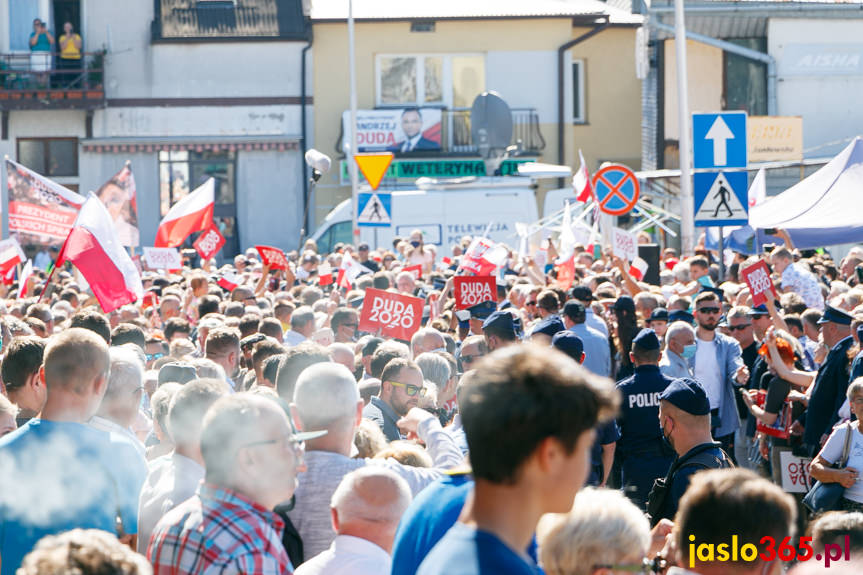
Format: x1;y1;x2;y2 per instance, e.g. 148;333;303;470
339;158;536;185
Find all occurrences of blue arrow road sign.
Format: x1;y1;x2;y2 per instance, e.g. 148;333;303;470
693;112;747;169
694;171;749;227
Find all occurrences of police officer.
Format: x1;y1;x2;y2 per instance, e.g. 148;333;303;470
646;377;733;526
615;328;676;509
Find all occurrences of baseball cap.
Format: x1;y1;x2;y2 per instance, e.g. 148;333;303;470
531;316;566;338
648;307;669;322
552;332;584;361
158;362;198;386
571;285;594;302
613;295;636;313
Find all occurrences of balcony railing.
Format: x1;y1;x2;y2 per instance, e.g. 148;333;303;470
0;51;105;110
153;0;307;41
335;107;546;156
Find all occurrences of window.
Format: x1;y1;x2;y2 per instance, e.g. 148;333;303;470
376;53;485;107
572;60;586;123
17;138;78;177
159;150;238;255
724;38;767;116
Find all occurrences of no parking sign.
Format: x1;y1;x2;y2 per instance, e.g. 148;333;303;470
593;164;640;216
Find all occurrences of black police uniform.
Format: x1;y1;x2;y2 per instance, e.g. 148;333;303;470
645;377;734;527
616;364;676;509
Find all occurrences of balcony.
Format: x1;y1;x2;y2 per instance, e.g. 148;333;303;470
152;0;307;41
335;107;546;157
0;51;105;111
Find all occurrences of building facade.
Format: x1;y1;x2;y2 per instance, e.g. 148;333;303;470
0;0;311;258
309;0;643;231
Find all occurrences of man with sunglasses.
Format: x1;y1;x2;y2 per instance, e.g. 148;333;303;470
692;292;749;461
457;335;487;373
331;308;359;344
363;358;425;442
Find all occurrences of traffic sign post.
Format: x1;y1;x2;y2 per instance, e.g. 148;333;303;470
357;192;392;228
693;112;748;169
592;164;640;216
354;152;394;191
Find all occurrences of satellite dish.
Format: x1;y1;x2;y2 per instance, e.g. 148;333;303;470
470;92;513;159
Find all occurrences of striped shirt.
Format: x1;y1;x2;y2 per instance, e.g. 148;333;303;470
148;483;291;575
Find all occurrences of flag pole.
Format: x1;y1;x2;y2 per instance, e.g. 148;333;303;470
36;264;57;303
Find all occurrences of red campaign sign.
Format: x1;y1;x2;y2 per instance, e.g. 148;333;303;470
403;264;422;279
741;260;777;307
454;276;496;310
194;225;225;260
359;287;424;341
557;258;576;290
256;245;289;270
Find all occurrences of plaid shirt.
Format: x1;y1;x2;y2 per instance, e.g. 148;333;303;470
148;483;292;575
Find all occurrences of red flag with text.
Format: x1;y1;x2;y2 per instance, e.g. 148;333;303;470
557;258;576;290
462;238;508;276
256;245;289;270
359;287;423;340
193;225;226;260
741;260;778;307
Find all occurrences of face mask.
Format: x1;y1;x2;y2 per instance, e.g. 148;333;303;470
682;344;697;359
410;241;421;248
662;418;674;451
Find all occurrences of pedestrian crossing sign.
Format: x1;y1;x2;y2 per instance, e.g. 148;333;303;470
357;192;392;227
693;171;749;227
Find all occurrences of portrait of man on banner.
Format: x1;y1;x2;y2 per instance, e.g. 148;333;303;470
96;162;140;248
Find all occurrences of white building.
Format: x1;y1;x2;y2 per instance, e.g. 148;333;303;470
0;0;312;257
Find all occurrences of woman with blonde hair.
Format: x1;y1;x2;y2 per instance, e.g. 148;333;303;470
538;487;652;575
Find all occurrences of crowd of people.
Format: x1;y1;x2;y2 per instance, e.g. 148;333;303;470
1;229;863;575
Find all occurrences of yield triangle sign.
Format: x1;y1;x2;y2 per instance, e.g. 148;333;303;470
358;193;391;224
695;172;748;224
354;152;394;190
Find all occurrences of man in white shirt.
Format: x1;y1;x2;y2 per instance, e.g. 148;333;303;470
285;306;316;347
88;345;147;459
296;467;411;575
137;378;227;552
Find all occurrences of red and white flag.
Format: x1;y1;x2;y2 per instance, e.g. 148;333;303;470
573;149;593;202
318;262;334;286
56;193;144;313
217;271;241;291
17;259;32;299
155;178;215;247
336;252;372;289
462;237;508;276
629;256;649;281
0;238;26;275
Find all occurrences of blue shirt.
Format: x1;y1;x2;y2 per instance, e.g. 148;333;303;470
587;420;620;485
0;419;147;575
417;523;540;575
616;365;674;458
363;396;403;442
391;473;473;575
569;323;611;377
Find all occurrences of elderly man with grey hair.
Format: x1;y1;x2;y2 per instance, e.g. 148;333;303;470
415;352;456;412
285;305;316;347
410;328;446;358
295;467;412;575
289;362;463;560
137;378;228;553
89;345;147;458
659;321;695;380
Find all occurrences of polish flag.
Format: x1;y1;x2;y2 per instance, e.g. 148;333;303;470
17;259;33;299
56;193;144;313
462;238;508;276
573;150;593;202
218;271;241;291
154;178;215;247
336;253;372;289
629;256;649;281
0;239;26;274
318;262;334;286
3;265;16;286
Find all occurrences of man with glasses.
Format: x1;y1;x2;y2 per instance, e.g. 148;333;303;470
148;394;322;573
363;358;424;442
726;306;763;469
692;292;748;461
331;308;359;344
457;335;487;373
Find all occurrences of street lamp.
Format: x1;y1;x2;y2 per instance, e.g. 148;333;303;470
300;149;332;247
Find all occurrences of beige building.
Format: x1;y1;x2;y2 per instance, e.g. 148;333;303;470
309;0;643;228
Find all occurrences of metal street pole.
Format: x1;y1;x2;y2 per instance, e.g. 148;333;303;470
348;0;359;241
674;0;695;255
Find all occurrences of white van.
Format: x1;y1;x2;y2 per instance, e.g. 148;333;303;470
310;177;540;253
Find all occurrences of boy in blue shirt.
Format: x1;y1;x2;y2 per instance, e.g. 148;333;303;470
416;344;618;575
